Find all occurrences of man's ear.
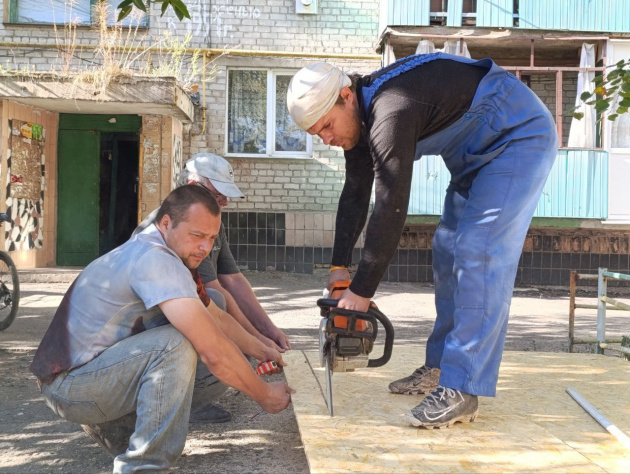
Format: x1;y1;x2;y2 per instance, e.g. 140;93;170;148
339;87;357;109
157;214;172;231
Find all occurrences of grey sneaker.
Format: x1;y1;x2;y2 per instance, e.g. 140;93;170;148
388;365;441;395
405;385;479;429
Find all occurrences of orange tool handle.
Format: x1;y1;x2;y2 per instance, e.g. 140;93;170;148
256;361;278;376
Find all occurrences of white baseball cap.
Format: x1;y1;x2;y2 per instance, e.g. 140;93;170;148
185;153;245;199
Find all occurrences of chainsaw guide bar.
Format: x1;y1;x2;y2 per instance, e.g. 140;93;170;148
316;297;394;417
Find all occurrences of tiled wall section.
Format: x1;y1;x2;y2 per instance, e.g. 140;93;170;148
383;225;630;287
222;214;630;288
221;211;363;273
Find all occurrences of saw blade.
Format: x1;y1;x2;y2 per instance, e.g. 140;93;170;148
324;347;334;417
318;318;328;367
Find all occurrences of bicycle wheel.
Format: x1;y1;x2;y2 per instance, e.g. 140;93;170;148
0;251;19;331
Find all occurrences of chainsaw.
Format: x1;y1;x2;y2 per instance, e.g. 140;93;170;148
317;281;394;416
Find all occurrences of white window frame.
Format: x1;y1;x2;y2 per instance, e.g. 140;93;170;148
225;68;313;159
8;0;149;27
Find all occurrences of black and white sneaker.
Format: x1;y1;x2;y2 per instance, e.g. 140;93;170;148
388;365;441;395
405;385;479;429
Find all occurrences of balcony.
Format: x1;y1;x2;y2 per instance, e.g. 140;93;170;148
408;149;609;219
385;0;630;32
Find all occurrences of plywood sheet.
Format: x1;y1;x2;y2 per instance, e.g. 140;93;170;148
284;346;630;473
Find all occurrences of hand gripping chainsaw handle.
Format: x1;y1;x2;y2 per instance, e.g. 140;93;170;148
316;298;395;368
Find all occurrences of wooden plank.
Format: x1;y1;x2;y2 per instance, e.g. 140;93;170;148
285;346;630;473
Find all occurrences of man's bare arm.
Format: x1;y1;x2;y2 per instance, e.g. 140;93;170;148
159;297;293;413
205;279;283;352
217;273;291;350
205;299;284;365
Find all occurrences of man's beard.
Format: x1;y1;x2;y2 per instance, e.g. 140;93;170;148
183;254;205;269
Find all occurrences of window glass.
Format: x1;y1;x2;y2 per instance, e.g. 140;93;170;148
17;0;91;25
13;0;148;26
611;42;630;149
612;114;630;148
104;0;150;26
275;75;307;152
227;70;267;154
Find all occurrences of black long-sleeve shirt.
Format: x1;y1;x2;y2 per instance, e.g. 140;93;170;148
332;57;489;297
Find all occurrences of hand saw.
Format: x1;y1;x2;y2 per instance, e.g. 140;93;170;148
316;290;394;416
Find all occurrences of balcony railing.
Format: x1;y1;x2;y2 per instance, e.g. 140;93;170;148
408;149;608;219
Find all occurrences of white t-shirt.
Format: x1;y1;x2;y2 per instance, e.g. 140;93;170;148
31;225;198;383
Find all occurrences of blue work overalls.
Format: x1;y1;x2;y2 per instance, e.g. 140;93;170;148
365;53;557;397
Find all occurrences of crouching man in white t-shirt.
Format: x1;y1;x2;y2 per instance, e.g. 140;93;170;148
31;185;293;473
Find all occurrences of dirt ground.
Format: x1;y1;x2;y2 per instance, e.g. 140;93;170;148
1;269;628;473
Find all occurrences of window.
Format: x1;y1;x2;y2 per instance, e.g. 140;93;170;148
226;69;312;158
8;0;149;27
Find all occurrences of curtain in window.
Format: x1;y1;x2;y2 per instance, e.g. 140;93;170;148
384;42;397;65
442;40;471;58
568;43;596;148
17;0;91;24
611;110;630;148
275;76;307;152
416;40;436;55
228;71;267;154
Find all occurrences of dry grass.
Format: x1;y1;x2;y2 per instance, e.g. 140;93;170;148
52;0;81;75
46;1;223;98
69;1;144;96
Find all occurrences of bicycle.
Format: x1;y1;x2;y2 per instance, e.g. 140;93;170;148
0;213;19;331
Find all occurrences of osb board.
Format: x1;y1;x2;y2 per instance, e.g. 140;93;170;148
284;346;630;473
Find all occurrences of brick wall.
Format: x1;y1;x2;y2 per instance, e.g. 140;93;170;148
150;0;380;54
382;225;630;288
192;55;379;215
0;0;379;68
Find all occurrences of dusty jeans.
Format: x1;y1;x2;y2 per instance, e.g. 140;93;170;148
41;290;229;473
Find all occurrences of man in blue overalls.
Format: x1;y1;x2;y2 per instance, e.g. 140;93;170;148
287;53;557;429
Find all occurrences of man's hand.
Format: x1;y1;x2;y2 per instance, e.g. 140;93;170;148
258;333;285;353
258;381;295;414
266;326;291;351
327;268;351;291
257;344;286;368
337;288;370;312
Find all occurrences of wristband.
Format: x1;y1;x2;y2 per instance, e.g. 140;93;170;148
330;266;347;272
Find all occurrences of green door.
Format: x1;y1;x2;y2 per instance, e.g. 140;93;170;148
57;130;100;266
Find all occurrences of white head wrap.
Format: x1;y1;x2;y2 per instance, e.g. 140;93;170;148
286;63;351;131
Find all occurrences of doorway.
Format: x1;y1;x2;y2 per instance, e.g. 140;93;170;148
57;114;142;266
99;133;139;255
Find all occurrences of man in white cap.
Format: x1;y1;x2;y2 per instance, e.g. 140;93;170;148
138;153;290;353
135;153;291;423
179;153;291;353
287;55;557;429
